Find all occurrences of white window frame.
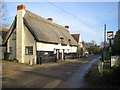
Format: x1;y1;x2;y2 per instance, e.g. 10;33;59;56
25;46;33;55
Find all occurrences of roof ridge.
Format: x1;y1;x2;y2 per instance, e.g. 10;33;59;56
71;34;80;35
25;10;69;32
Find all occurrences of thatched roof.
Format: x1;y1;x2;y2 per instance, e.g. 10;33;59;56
4;10;78;46
24;10;78;46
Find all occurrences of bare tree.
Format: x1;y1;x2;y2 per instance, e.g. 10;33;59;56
91;40;96;46
100;41;109;48
0;1;6;20
0;1;10;29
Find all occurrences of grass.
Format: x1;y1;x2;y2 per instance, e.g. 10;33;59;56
3;59;18;62
103;60;110;62
86;65;120;88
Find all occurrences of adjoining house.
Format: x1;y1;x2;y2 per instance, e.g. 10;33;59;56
0;28;9;59
71;34;84;57
3;5;79;64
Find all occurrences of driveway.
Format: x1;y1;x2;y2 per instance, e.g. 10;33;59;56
2;55;100;88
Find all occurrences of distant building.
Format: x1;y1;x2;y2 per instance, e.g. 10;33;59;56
3;5;79;64
86;42;95;48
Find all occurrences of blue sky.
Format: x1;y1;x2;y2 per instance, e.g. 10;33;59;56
3;2;118;45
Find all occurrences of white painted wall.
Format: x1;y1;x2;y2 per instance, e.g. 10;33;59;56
36;42;58;51
24;26;36;64
78;35;83;48
69;46;77;53
36;42;77;53
16;9;26;63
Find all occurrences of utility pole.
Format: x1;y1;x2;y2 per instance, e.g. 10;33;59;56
104;24;106;48
102;24;107;61
99;24;107;75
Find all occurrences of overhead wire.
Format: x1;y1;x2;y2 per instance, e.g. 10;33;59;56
47;1;82;21
47;1;104;27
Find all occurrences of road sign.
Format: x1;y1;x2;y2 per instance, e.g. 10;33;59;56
107;31;113;39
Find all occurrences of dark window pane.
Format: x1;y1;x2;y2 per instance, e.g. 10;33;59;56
25;46;33;55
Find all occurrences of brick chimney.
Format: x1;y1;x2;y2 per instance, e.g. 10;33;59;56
16;4;26;63
47;18;53;22
17;4;26;10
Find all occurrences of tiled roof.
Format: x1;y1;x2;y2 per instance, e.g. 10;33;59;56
71;34;80;42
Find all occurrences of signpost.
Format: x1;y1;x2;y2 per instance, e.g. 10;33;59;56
107;31;113;39
98;60;104;76
107;31;113;67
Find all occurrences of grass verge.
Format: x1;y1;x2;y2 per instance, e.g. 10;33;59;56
85;65;120;88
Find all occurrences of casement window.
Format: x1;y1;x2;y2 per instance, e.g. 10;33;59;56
60;37;66;46
25;46;33;55
9;47;12;53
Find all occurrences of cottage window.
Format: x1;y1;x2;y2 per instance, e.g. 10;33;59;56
9;47;12;53
25;46;33;55
68;39;71;45
60;37;64;45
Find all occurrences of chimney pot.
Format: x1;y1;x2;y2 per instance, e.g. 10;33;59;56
65;26;69;29
47;18;53;22
17;5;26;10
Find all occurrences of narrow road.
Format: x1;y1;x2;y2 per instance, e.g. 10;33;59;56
3;55;100;88
56;55;100;88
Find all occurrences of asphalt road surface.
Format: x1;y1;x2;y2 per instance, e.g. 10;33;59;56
56;55;100;88
3;55;100;88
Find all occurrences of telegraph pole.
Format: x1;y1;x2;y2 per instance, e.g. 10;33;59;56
98;24;107;75
104;24;106;48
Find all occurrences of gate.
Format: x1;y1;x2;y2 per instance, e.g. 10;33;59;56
36;51;57;64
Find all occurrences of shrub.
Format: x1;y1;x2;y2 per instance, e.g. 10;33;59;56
7;59;18;62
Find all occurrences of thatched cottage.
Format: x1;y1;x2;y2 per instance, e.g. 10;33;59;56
3;5;79;64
